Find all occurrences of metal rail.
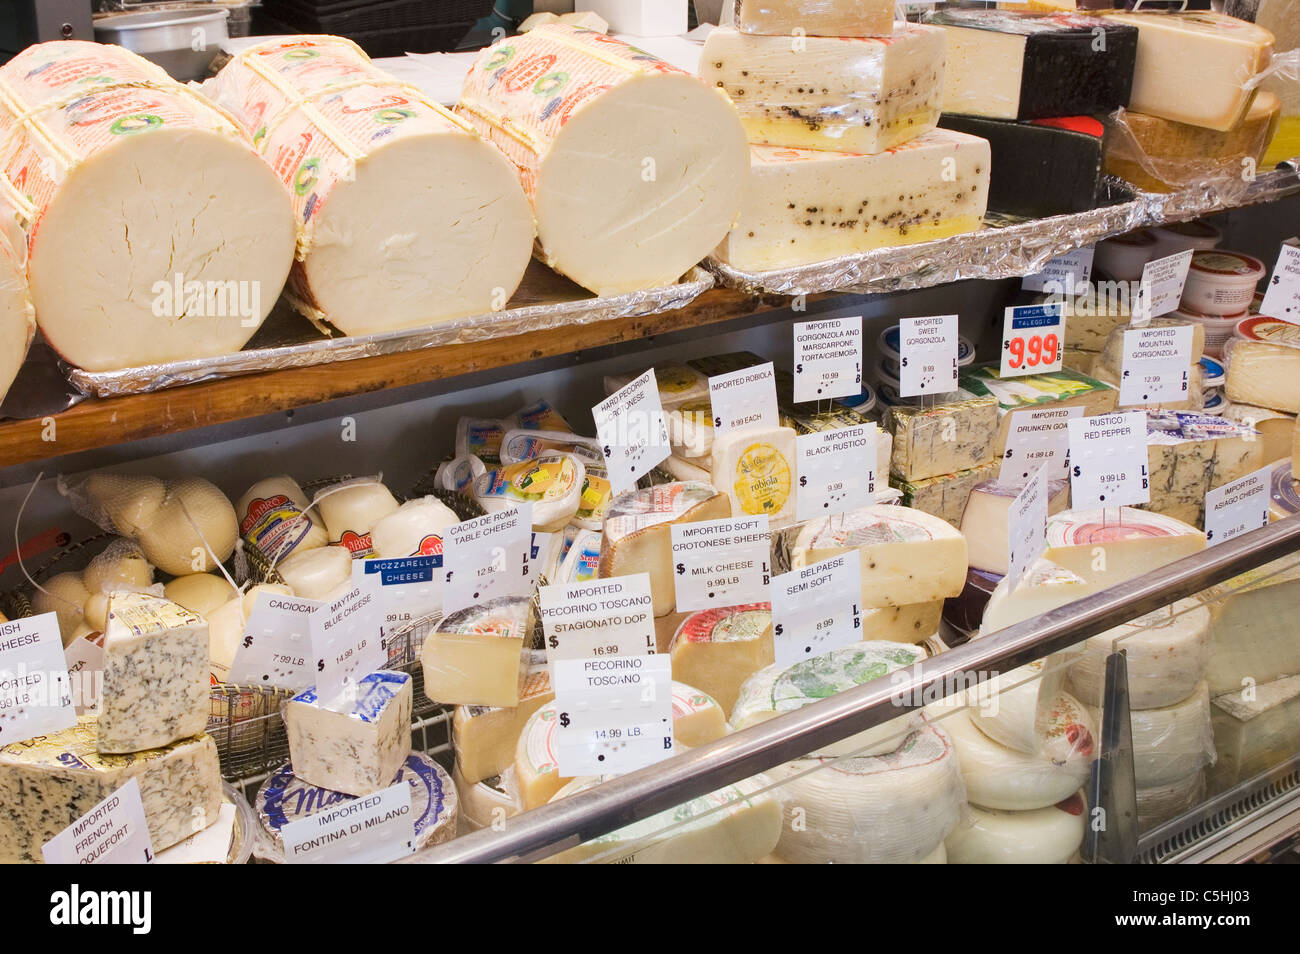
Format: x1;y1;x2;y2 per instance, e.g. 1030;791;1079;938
419;516;1300;864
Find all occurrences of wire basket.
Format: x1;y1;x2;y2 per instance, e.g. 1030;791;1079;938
2;531;115;620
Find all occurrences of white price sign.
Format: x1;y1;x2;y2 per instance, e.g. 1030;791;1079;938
0;612;75;745
898;315;959;397
999;406;1082;484
593;369;671;492
62;629;104;715
441;504;534;615
1133;249;1193;323
1260;244;1300;323
1205;464;1271;547
539;574;657;668
1118;324;1194;407
708;362;778;435
1000;303;1065;377
1022;246;1094;293
795;425;877;521
310;577;384;703
553;654;674;778
1007;465;1049;586
280;781;415;865
352;553;442;642
792;316;863;402
771;551;863;667
670;516;771;612
228;590;321;691
43;777;154;865
1067;411;1151;508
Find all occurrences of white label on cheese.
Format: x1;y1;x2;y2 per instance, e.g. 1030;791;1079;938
553;654;674;778
229;591;321;692
1067;411;1151;508
42;777;153;865
793;316;863;402
1133;250;1193;323
1260;244;1300;323
771;552;863;667
1007;464;1049;587
442;504;534;615
156;802;237;865
898;315;959;397
352;554;442;641
593;369;670;492
795;425;877;521
1000;303;1064;378
1022;246;1094;293
279;780;415;865
1205;463;1271;547
0;611;75;745
708;362;778;435
999;406;1083;484
1118;325;1194;407
540;574;657;672
62;630;104;716
671;515;771;612
310;578;384;704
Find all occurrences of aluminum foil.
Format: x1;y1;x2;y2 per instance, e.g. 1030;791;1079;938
69;263;715;398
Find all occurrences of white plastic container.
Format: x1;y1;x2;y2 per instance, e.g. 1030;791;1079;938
1181;250;1266;316
1148;220;1222;259
1172;305;1245;358
878;325;975;379
1095;230;1156;281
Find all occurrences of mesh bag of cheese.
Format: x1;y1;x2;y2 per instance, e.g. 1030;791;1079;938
0;41;296;372
207;35;534;336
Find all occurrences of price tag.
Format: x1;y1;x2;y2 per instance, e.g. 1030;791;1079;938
1022;246;1094;293
62;628;105;715
310;577;384;703
999;406;1083;484
539;574;657;670
898;315;959;397
1205;464;1271;547
553;654;674;778
1067;411;1151;508
670;516;771;612
792;316;863;402
0;611;75;745
42;777;154;864
771;551;863;667
1260;244;1300;322
1118;324;1194;407
1000;303;1064;377
593;369;671;492
156;802;237;865
1133;249;1193;323
352;553;442;645
1007;464;1049;586
228;590;321;692
795;425;877;521
280;780;416;865
441;504;533;615
708;362;778;435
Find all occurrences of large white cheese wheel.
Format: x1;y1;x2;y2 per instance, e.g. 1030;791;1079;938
970;663;1097;766
1090;680;1215;788
32;572;90;645
163;573;239;618
1067;599;1211;710
81;542;153;595
316;480;399;557
960;478;1071;576
276;545;353;601
770;724;965;864
941;709;1093;811
0;42;294;371
235;476;327;562
208;36;533;334
1207;576;1300;697
457;25;748;295
945;794;1087;864
1137;768;1205;829
136;478;239;576
369;497;461;559
0;189;33;404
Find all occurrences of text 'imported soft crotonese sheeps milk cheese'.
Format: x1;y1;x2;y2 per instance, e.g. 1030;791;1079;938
457;25;748;295
207;35;533;334
0;42;295;371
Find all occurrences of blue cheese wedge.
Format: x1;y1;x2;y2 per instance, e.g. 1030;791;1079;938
98;592;210;754
284;671;413;798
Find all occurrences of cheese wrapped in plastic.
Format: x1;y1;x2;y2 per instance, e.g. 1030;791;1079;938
0;188;33;405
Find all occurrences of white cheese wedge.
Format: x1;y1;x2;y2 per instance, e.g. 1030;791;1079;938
422;598;530;708
0;188;33;405
275;545;353;601
666;400;714;458
734;0;895;37
784;504;968;608
0;42;294;371
98;592;210;754
473;454;585;532
0;717;222;862
1224;340;1300;414
980;559;1095;634
598;482;731;616
714;132;991;272
32;572;90;646
453;652;554;785
163;574;239;618
960;478;1070;575
369;497;460;559
1211;674;1300;787
945;794;1087;864
457;25;748;295
284;670;413;797
700;25;943;153
316;481;400;558
1045;507;1205;587
710;425;797;526
659;454;712;482
862;601;943;645
668;603;773;713
208;35;533;334
1089;681;1215;788
236;476;327;563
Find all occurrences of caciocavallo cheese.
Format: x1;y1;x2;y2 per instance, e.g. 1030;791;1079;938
732;0;895;37
0;188;33;405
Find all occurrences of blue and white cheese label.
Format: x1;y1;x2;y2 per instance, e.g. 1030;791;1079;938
353;551;443;641
553;654;674;778
0;611;75;745
280;779;415;865
43;777;153;864
771;552;863;667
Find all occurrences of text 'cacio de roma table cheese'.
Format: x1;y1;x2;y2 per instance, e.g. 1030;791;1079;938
0;41;296;371
457;25;749;295
208;35;533;335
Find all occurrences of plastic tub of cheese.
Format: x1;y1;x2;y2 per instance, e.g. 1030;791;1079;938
1172;306;1244;358
1182;251;1265;317
1094;230;1156;281
878;325;975;379
1148;220;1222;260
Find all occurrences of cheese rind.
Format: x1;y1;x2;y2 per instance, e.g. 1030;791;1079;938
453;652;554;785
862;601;944;645
734;0;895;37
945;795;1086;864
1045;507;1206;588
422;598;530;708
668;603;773;713
1090;681;1215;787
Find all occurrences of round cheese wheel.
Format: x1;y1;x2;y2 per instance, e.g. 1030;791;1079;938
82;543;153;595
1091;681;1215;788
945;794;1087;864
454;765;522;832
137;478;239;575
316;481;399;556
970;663;1096;767
0;191;33;406
82;592;110;633
235;475;328;562
769;724;964;864
163;573;239;618
276;545;353;601
1137;768;1205;830
943;709;1093;811
32;572;90;645
84;473;167;537
370;497;460;559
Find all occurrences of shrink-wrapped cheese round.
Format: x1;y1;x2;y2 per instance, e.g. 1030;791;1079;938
235;476;327;562
0;42;295;371
1137;768;1205;829
276;545;353;601
316;481;399;557
31;572;90;645
370;497;461;559
1089;680;1215;788
136;478;239;576
474;454;585;532
164;573;239;618
945;795;1086;864
942;709;1093;811
0;189;33;405
208;36;533;335
969;659;1096;766
456;25;748;295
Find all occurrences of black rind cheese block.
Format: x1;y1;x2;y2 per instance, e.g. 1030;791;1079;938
938;114;1106;218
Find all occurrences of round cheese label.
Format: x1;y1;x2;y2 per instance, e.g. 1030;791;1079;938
1190;251;1263;277
732;442;792;515
677;603;771;645
1048;509;1194;545
1236;316;1300;347
1270;460;1300;517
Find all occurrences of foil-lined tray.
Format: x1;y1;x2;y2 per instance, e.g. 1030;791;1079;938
68;262;716;398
